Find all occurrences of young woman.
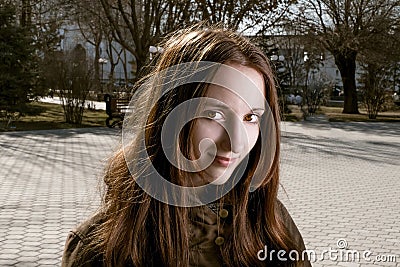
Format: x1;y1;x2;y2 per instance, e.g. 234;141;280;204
62;25;311;267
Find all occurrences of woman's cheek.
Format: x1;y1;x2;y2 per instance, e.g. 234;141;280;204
247;126;260;152
192;120;221;152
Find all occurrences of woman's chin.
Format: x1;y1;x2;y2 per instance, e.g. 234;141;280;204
208;170;233;185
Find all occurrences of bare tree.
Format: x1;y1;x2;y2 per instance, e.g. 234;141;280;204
76;4;104;88
279;35;305;91
293;0;400;114
95;0;294;79
104;33;127;84
268;29;323;93
44;45;93;124
360;64;392;119
62;0;107;94
358;23;400;119
195;0;289;30
96;0;175;78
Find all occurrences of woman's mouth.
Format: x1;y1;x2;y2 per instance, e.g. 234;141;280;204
214;155;238;167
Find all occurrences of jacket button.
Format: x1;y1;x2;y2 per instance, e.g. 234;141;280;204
215;236;225;246
219;208;229;218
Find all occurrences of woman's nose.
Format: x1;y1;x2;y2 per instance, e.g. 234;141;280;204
220;117;246;154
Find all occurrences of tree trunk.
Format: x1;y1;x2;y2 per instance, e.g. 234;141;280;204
123;49;129;82
20;0;32;27
135;49;148;79
333;49;359;114
94;42;101;90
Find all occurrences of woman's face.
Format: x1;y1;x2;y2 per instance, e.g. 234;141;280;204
190;64;266;185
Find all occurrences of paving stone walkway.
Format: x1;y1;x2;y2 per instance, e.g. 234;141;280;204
279;121;400;266
0;122;399;266
0;128;119;266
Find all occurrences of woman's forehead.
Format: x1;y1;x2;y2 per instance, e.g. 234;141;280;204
205;64;266;111
205;85;265;113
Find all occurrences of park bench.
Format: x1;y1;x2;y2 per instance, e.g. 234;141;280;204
104;94;131;128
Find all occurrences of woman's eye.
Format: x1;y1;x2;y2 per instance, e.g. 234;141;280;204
244;114;260;123
205;110;223;120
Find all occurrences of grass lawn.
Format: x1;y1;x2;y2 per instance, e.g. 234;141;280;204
285;104;400;122
0;102;108;132
320;106;400;122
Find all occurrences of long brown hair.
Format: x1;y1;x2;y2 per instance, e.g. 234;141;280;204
80;25;303;266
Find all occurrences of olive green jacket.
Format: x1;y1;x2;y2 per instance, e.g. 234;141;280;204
62;202;311;267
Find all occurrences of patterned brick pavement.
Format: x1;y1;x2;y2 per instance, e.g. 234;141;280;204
0;128;119;266
0;122;399;266
279;121;400;266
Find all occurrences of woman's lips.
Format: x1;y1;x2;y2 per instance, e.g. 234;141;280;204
214;155;238;167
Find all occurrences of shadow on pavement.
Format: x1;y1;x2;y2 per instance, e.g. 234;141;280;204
0;127;120;138
0;127;122;173
292;121;400;138
282;131;399;166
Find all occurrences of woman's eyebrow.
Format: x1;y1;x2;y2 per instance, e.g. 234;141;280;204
204;102;229;109
251;108;266;115
204;102;265;113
